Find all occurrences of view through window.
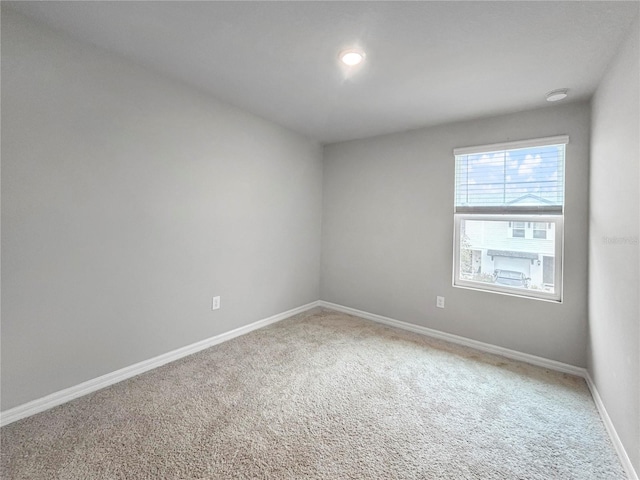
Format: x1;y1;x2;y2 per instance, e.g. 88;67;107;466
453;136;567;301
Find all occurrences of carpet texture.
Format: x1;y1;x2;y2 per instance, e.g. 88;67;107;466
1;308;626;479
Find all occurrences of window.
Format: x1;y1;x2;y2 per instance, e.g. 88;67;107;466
533;222;548;239
511;221;525;238
453;135;567;301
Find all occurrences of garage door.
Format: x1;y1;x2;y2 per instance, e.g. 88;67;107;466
494;256;530;276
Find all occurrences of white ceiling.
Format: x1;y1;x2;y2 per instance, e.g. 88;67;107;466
6;1;639;144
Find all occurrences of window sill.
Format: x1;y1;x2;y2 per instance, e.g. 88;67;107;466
453;280;562;303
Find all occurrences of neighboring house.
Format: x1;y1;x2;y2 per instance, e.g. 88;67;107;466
461;194;557;291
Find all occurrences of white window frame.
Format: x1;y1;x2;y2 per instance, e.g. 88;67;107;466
532;222;548;239
452;135;567;302
453;214;563;302
511;221;526;238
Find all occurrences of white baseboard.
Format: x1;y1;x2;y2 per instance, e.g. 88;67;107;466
318;300;638;480
0;301;320;427
584;373;639;480
3;299;636;480
318;301;585;376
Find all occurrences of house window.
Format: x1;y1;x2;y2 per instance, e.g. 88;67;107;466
533;222;547;239
511;221;525;238
453;135;567;301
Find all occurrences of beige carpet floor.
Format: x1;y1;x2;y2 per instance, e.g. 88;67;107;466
1;308;626;479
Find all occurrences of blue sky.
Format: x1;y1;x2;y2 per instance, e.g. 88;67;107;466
455;145;565;207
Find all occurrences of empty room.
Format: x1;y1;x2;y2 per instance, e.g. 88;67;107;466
1;1;638;479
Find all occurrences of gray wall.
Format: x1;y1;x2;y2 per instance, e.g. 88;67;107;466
3;14;637;475
589;16;639;474
1;11;323;410
322;102;590;367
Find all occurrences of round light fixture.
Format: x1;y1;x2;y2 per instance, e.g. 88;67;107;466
339;49;365;66
546;88;569;102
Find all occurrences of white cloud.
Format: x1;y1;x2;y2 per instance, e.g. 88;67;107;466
471;152;506;168
518;154;542;176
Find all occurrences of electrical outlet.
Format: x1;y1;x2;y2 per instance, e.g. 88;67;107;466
212;296;220;310
436;296;445;308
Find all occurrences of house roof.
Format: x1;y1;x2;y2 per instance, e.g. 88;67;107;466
507;194;556;206
487;250;538;261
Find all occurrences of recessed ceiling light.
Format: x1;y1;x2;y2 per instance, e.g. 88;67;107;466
339;49;365;66
546;89;569;102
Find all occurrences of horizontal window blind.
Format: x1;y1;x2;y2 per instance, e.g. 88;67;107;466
454;136;567;214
